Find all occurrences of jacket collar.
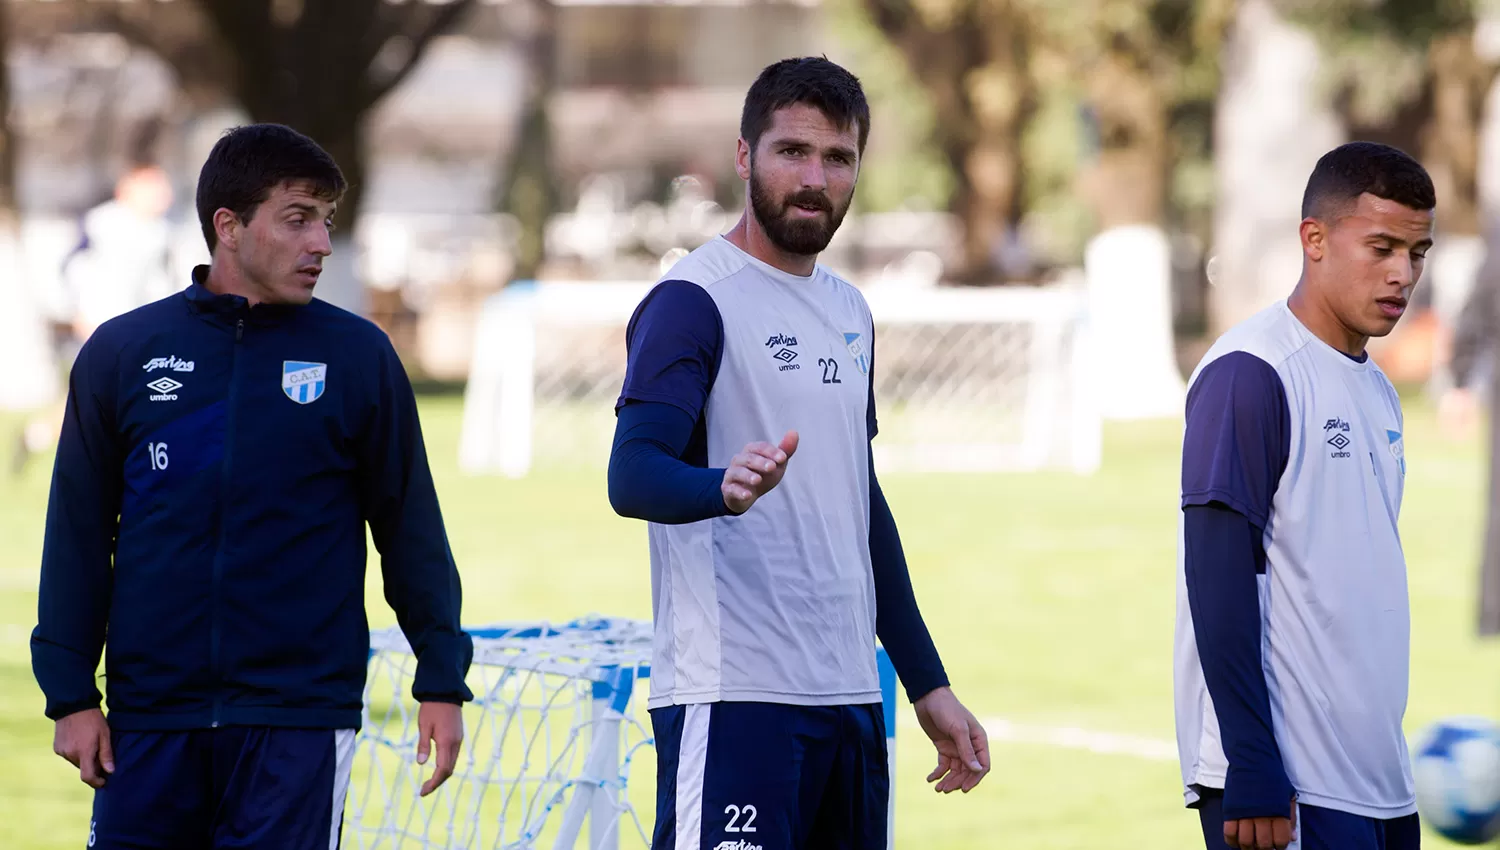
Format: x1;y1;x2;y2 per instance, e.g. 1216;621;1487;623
185;265;299;323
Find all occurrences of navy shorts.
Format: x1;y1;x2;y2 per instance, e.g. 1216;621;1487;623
1197;789;1420;850
87;726;357;850
650;702;888;850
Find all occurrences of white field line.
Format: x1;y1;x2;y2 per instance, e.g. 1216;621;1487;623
897;712;1178;762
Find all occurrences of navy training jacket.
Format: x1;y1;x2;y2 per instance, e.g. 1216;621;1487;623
31;267;474;731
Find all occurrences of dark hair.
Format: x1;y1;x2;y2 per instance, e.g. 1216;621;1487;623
196;123;346;252
1301;141;1435;220
740;56;871;157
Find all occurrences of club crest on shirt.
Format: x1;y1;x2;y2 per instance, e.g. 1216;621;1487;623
843;332;870;376
282;361;327;404
1387;429;1405;475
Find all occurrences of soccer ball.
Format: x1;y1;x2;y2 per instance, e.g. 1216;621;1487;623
1412;716;1500;844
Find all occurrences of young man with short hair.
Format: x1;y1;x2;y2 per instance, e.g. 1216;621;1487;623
33;123;473;849
1175;141;1436;850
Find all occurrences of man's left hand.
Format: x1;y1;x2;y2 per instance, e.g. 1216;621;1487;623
415;701;464;797
913;686;990;793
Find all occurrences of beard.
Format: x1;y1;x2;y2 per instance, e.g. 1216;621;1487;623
748;167;849;257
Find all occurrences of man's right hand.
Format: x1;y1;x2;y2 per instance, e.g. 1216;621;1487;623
1224;799;1296;850
722;430;799;514
54;708;114;788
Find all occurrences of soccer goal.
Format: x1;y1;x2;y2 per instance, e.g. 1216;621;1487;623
346;618;899;849
457;276;1100;479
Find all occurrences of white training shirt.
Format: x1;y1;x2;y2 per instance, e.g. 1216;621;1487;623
618;236;882;710
1174;299;1415;819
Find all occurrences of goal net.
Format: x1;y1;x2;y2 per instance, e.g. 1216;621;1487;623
457;277;1100;478
347;618;656;850
346;618;898;849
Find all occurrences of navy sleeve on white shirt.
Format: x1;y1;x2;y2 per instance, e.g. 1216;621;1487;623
608;280;729;524
1181;351;1295;820
1181;351;1291;528
615;280;724;421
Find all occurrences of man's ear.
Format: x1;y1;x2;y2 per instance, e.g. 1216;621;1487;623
1300;217;1327;263
735;139;752;183
213;208;241;252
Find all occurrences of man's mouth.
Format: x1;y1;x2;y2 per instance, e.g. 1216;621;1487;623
787;196;830;217
1376;296;1407;319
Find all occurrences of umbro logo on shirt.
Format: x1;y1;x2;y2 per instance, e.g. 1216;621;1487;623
766;332;800;372
146;377;182;402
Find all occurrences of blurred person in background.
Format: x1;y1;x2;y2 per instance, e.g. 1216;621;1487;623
1440;222;1500;635
11;161;177;475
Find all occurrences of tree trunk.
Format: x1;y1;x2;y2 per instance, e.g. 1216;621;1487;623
1422;32;1493;239
1080;46;1168;231
860;0;1032;283
497;0;558;283
1078;43;1184;420
944;43;1031;283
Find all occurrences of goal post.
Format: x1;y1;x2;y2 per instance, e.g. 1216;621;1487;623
347;618;899;850
457;277;1101;479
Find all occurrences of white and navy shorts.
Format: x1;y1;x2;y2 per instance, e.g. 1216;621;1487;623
650;701;888;850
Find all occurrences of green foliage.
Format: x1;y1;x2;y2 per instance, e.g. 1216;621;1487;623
825;0;956;213
1274;0;1482;126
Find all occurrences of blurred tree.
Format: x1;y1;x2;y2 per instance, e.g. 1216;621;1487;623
96;0;477;235
822;0;954;217
495;0;558;283
1037;0;1237;237
859;0;1036;282
1274;0;1495;238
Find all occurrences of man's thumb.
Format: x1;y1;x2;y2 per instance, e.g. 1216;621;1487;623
98;725;115;773
954;722;981;772
416;726;431;765
780;430;799;459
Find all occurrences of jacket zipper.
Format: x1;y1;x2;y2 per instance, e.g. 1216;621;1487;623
209;316;245;727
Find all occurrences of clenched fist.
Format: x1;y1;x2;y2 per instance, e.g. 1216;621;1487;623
722;431;799;514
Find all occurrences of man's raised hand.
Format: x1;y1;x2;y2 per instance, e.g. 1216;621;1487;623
722;430;799;514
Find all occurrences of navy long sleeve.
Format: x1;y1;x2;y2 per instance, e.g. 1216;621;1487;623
359;338;473;705
1181;351;1293;820
608;400;733;524
1184;503;1293;820
863;329;947;702
609;279;730;524
869;445;948;702
32;337;120;720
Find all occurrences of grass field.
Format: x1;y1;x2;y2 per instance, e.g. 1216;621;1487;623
2;391;1498;849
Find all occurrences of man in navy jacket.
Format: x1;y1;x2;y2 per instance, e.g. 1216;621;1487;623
31;123;473;849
